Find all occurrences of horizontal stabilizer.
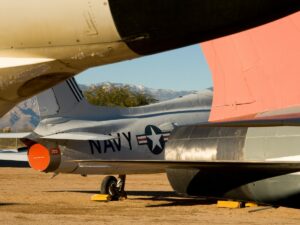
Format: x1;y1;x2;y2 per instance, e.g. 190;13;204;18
42;132;116;141
0;133;31;139
74;160;300;178
0;149;29;168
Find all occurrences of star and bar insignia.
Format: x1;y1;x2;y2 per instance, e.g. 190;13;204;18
136;125;171;155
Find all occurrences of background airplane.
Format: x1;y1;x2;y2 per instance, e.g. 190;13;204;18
0;0;298;117
0;78;212;199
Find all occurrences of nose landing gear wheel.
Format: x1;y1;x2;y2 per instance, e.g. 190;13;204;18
100;175;127;201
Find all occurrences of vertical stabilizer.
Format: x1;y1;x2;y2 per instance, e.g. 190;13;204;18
37;78;86;119
201;12;300;121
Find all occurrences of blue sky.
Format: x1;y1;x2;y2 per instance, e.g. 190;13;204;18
76;44;212;91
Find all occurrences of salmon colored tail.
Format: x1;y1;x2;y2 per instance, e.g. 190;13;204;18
201;12;300;122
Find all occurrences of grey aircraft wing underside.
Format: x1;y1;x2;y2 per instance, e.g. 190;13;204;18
75;159;300;174
0;0;298;118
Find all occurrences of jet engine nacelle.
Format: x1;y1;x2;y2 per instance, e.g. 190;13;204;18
165;125;300;208
165;125;248;196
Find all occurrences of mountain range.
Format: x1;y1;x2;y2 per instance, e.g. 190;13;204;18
0;82;198;131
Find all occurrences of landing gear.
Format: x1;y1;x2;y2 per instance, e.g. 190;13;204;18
100;175;127;200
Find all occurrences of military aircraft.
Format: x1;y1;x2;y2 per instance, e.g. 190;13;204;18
3;78;300;208
0;1;299;208
0;77;212;199
0;0;298;117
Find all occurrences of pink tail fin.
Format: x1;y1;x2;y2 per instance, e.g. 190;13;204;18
201;12;300;121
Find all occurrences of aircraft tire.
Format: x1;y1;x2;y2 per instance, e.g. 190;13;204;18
101;176;118;197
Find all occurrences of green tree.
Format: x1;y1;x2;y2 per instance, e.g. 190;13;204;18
84;85;157;107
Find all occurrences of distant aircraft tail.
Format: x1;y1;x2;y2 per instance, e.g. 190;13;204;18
37;77;87;119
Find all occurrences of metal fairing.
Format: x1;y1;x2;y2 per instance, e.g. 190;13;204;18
166;125;300;208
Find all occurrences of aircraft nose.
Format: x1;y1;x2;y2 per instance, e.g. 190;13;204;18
108;0;300;55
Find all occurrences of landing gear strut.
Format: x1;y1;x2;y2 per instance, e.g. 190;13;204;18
100;175;127;200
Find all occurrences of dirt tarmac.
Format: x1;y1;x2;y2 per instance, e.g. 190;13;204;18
0;168;299;225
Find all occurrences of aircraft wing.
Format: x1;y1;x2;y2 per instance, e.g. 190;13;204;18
0;133;31;138
0;150;29;167
0;59;76;118
42;132;116;141
0;1;298;118
74;160;300;177
0;133;29;167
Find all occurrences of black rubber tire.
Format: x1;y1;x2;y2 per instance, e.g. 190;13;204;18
100;176;118;196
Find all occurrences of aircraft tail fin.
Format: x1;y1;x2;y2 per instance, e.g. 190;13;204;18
37;77;87;119
201;12;300;122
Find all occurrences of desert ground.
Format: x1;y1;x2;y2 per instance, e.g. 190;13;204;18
0;168;299;225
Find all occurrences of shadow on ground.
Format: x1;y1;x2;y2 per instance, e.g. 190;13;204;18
131;194;216;207
45;190;176;196
45;189;216;207
0;203;27;207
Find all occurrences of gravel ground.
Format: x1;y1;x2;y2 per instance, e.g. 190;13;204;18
0;168;299;225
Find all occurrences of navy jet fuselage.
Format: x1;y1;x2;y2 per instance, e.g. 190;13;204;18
18;78;212;175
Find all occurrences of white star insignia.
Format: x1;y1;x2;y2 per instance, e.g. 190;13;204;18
147;127;163;150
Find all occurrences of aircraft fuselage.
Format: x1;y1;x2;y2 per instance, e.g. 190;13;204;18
33;92;211;174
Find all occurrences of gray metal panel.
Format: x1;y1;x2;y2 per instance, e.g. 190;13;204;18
166;126;247;161
244;126;300;160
